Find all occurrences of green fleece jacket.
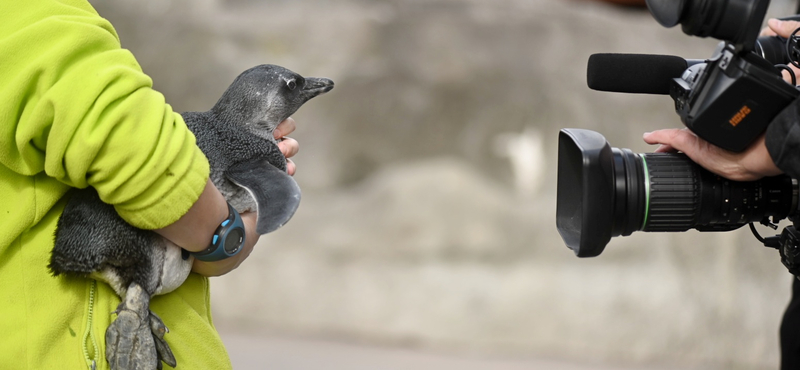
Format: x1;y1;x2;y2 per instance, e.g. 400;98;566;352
0;1;232;369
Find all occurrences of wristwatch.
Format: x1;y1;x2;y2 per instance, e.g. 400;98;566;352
192;202;246;261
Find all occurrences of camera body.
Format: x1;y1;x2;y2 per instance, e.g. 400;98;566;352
672;42;798;151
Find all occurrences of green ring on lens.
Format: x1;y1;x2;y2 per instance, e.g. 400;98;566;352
641;154;651;230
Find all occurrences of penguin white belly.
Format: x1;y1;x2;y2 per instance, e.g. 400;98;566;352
154;240;194;295
91;239;193;297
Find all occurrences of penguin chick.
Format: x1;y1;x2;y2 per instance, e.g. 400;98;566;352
188;64;334;232
50;64;334;370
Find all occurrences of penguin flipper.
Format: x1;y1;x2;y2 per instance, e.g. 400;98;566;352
225;159;301;234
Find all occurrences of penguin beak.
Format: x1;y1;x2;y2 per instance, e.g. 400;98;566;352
300;77;334;101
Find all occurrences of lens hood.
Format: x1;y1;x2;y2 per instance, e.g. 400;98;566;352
556;129;615;257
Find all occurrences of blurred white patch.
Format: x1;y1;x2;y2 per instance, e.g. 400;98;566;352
493;126;545;197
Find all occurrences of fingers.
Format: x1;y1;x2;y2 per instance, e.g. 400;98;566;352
642;129;672;146
760;27;777;37
642;128;698;154
277;137;299;158
273;117;299;176
286;159;296;176
768;18;800;38
641;130;678;152
273;117;296;139
653;144;676;153
643;128;713;171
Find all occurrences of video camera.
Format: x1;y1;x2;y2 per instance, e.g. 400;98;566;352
556;0;800;275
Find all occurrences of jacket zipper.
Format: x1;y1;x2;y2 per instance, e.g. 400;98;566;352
82;280;99;370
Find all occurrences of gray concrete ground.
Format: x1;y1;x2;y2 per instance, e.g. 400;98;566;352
219;330;689;370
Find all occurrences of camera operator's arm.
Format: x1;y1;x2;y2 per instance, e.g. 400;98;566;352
642;129;781;181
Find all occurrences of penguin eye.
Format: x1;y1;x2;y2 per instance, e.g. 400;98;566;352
286;79;297;90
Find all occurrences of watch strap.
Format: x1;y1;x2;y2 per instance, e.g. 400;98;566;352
192;202;246;261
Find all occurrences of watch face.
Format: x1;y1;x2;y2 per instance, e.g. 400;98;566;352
224;228;244;254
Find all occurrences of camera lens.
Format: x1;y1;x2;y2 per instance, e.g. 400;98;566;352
556;129;797;257
645;0;770;50
639;153;796;232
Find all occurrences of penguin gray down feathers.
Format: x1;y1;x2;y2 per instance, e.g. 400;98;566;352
49;64;333;370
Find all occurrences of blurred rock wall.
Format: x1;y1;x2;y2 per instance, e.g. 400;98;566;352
89;0;800;368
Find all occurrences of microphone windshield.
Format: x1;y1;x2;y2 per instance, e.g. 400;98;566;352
587;53;689;95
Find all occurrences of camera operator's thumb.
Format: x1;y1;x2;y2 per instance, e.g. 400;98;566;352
643;128;782;182
765;18;800;38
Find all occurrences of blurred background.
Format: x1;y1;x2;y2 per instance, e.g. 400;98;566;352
89;0;800;368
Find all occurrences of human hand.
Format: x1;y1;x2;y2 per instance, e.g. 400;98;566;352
761;18;800;84
642;128;782;181
275;117;299;175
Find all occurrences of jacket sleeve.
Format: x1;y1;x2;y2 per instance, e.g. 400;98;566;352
0;0;209;230
766;97;800;179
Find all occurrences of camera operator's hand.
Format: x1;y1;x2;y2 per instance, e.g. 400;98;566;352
761;18;800;84
643;129;782;181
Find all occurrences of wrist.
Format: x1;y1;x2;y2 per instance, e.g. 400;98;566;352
747;135;783;179
192;202;245;261
155;179;229;252
191;211;259;276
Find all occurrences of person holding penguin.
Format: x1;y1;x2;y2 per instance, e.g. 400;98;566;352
0;0;307;369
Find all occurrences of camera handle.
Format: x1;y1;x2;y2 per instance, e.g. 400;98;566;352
752;219;800;277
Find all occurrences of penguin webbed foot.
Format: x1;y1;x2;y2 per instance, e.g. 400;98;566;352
149;311;176;368
105;283;176;370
